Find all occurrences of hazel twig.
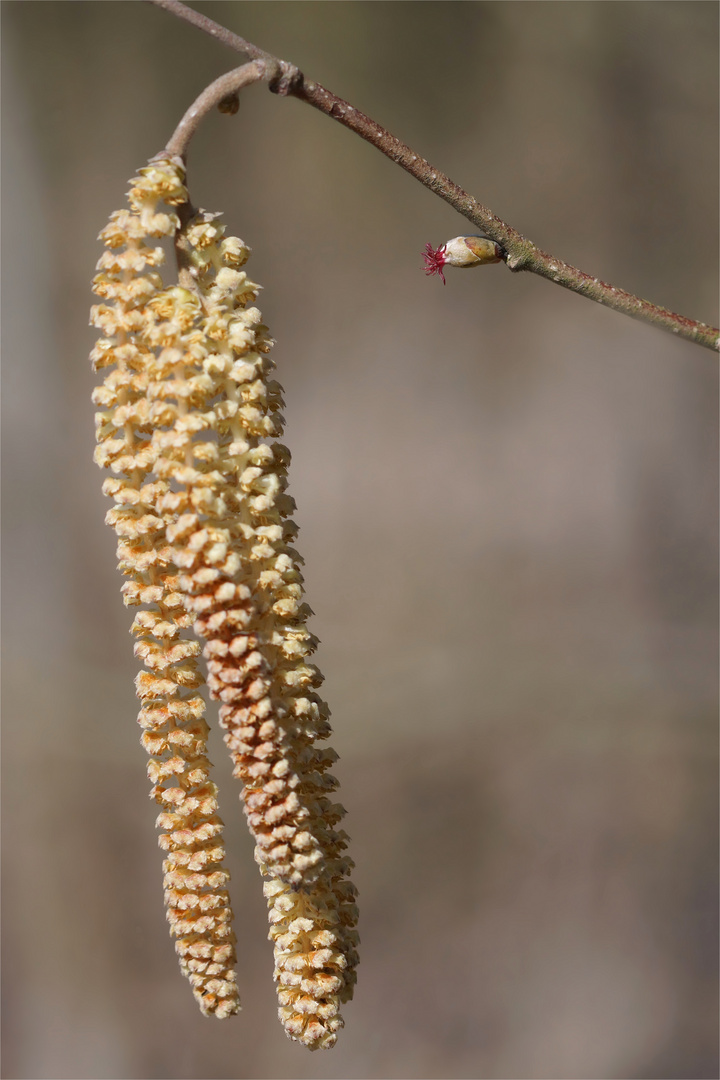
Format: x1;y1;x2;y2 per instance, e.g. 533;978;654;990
147;0;719;352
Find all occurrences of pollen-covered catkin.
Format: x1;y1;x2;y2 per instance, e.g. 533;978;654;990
91;160;239;1019
91;154;357;1048
146;183;358;1048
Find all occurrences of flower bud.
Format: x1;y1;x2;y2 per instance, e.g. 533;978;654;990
423;235;503;283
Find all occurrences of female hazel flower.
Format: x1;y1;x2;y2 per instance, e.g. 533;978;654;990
423;234;503;283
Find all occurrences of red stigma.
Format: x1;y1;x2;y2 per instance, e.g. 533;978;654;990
423;242;447;285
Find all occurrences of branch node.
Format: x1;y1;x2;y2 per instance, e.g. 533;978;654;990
269;61;303;96
261;56;283;88
505;252;527;272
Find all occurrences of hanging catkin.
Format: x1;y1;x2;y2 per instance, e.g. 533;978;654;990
91;161;240;1019
91;156;357;1048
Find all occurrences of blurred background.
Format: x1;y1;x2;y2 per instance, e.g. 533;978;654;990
2;3;718;1078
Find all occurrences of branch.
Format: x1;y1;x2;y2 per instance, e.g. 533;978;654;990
148;0;719;353
165;59;275;158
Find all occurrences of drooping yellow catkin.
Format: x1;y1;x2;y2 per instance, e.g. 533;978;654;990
91;154;358;1046
143;183;359;1048
90;160;240;1019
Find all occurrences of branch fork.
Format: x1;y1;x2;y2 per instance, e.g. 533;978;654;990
151;0;718;352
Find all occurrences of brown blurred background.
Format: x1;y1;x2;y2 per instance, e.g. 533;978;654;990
2;3;718;1078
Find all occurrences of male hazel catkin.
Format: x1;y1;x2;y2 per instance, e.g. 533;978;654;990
91;156;358;1050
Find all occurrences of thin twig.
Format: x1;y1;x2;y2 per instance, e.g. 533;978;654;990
148;0;273;62
165;60;273;158
147;0;719;352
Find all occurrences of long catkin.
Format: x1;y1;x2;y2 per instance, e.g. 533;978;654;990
91;162;240;1019
91;157;357;1048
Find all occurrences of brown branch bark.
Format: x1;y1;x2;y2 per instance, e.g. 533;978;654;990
148;0;719;353
164;60;274;158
